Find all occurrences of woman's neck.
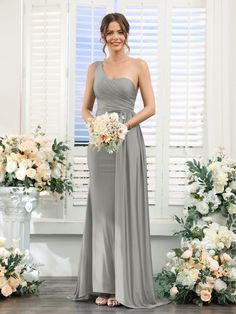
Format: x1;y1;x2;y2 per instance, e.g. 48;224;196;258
105;51;129;63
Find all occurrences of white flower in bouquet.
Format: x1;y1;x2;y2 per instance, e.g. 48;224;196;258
187;182;199;194
196;201;209;215
176;269;197;288
230;181;236;190
228;203;236;215
229;268;236;281
0;276;7;288
203;190;221;209
167;251;176;259
214;279;227;292
1;283;13;297
170;286;178;297
6;159;17;173
223;187;234;200
22;269;39;283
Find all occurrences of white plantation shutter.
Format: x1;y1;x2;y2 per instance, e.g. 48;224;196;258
24;0;67;140
122;3;160;146
167;2;206;215
67;0;112;220
118;0;207;220
118;1;161;215
73;0;112;144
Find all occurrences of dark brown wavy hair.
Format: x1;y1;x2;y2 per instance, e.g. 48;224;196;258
100;13;130;55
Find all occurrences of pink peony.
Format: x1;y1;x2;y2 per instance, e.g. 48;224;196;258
200;289;211;302
181;250;192;259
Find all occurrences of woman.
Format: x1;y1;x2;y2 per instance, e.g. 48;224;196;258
72;12;168;308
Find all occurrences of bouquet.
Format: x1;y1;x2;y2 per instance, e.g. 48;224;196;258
0;237;42;298
0;126;73;199
182;147;236;231
155;221;236;305
87;112;128;154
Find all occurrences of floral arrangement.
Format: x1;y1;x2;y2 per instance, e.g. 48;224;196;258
155;148;236;305
0;237;42;298
0;126;73;199
181;147;236;232
87;112;128;154
155;221;236;305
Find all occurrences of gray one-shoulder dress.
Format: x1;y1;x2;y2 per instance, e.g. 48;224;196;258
71;61;168;308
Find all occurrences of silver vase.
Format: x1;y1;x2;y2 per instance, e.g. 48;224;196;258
0;187;39;251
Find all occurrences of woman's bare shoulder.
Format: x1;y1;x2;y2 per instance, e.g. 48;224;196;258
88;61;99;72
134;57;148;69
128;58;149;79
86;61;99;80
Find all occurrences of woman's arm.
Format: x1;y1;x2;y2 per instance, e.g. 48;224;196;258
81;62;97;123
125;58;156;129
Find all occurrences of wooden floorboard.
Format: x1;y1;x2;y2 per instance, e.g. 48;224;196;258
0;277;235;314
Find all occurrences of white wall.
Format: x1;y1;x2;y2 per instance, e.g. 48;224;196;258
0;0;21;136
230;0;236;159
0;0;235;277
30;235;180;276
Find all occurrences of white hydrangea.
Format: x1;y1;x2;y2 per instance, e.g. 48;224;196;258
214;279;227;292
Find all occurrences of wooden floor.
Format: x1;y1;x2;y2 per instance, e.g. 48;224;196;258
0;277;235;314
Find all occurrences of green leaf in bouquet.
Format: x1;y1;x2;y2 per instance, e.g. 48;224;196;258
155;270;176;298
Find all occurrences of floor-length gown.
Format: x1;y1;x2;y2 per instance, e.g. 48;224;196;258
71;61;169;308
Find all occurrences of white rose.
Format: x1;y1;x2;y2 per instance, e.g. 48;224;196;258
214;279;227;292
196;201;209;215
229;181;236;190
170;286;178;297
222;253;232;263
213;183;225;194
217;242;225;250
22;269;39;282
229;268;236;280
26;168;36;179
216;172;228;185
187;182;199;193
0;276;7;288
19;159;32;169
189;268;199;281
15;167;26;181
110;112;119;121
208;162;221;174
51;166;61;179
228;204;236;215
6;159;17;173
1;283;13;297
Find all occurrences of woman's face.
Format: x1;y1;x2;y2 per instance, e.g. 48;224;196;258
103;21;127;52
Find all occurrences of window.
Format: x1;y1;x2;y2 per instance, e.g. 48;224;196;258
24;0;207;230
